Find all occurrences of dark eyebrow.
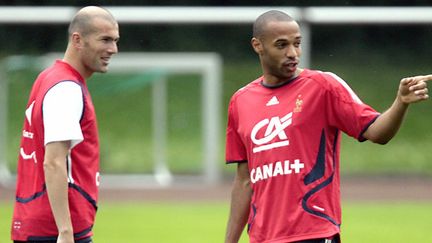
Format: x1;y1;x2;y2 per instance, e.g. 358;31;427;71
280;37;302;43
101;35;119;41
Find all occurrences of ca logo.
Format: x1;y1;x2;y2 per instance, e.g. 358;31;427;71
251;112;292;153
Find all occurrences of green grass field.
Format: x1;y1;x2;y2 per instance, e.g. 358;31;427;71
1;202;431;242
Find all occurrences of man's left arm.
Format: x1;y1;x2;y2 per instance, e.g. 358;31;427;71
363;74;431;144
44;141;74;243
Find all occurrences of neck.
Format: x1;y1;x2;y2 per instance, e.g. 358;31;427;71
263;68;303;86
63;48;91;79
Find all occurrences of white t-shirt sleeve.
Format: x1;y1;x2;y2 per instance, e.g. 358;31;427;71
43;81;84;148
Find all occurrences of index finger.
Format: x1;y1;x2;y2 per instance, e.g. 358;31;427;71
423;74;432;81
402;74;432;85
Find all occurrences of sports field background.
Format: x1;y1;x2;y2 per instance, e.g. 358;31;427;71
1;194;432;242
4;59;432;176
2;59;432;242
2;27;432;243
1;174;432;241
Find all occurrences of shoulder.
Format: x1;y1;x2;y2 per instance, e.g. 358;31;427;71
47;81;82;95
44;81;83;104
301;69;351;93
304;69;363;104
301;69;345;88
41;60;82;84
230;76;262;102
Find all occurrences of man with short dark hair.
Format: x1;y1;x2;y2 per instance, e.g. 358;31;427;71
225;10;430;243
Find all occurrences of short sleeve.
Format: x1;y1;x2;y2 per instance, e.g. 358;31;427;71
324;72;380;141
225;97;248;164
43;81;84;148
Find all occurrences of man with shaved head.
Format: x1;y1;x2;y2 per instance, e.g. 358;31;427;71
225;10;430;243
12;6;119;243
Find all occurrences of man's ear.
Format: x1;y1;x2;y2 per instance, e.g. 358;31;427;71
71;32;82;49
251;37;263;55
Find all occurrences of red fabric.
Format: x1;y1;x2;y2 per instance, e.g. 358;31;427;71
12;60;100;241
225;69;379;242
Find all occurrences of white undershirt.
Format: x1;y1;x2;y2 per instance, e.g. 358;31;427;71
42;81;84;149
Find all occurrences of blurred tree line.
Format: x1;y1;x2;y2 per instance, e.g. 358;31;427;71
0;1;431;64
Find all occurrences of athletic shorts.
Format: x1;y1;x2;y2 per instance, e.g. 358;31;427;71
14;236;92;243
296;234;340;243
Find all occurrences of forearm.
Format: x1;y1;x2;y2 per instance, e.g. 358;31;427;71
363;97;409;144
363;74;431;144
366;74;432;144
44;141;73;239
44;158;73;235
225;177;252;243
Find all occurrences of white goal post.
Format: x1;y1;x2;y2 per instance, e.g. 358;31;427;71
0;63;9;186
0;52;222;188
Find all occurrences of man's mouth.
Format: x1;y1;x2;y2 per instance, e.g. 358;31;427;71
283;61;298;71
101;57;111;65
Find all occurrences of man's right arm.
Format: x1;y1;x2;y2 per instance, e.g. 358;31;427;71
225;162;252;243
362;74;430;144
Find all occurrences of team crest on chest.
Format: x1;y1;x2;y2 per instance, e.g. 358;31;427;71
294;95;303;113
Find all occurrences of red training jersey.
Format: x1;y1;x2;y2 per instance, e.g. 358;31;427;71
225;69;379;243
11;60;100;241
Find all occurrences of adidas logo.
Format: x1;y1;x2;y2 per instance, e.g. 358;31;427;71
266;96;279;106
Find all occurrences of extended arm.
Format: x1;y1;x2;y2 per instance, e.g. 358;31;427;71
363;74;430;144
225;162;253;243
44;141;74;243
